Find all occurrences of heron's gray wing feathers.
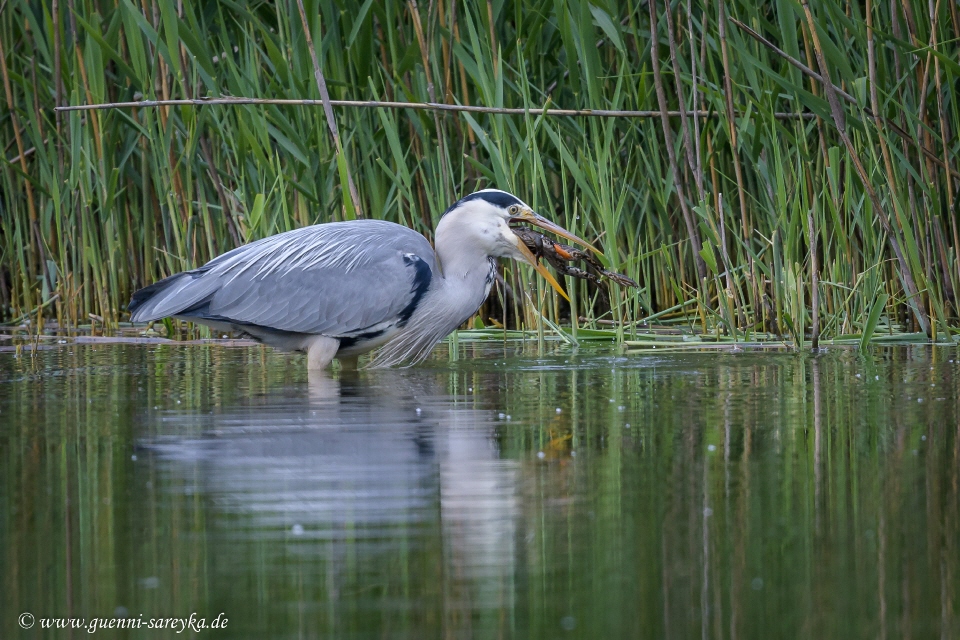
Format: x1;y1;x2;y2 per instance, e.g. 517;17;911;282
130;220;437;337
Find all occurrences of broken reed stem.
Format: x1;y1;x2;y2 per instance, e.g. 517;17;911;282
54;96;816;120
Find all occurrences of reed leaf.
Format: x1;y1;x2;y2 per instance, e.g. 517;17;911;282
0;0;956;346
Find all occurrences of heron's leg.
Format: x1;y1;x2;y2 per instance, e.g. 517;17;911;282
304;335;340;370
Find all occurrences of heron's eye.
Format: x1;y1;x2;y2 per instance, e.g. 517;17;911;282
508;205;519;215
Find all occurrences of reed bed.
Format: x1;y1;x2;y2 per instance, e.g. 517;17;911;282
1;0;958;347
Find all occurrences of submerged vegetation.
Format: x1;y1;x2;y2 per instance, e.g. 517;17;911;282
1;0;958;347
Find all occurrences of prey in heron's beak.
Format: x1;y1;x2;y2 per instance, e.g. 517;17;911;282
509;209;602;255
508;208;601;302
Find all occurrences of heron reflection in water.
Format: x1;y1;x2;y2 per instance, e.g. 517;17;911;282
129;190;596;369
147;369;520;607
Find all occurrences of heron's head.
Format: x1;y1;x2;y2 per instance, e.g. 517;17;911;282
436;189;598;301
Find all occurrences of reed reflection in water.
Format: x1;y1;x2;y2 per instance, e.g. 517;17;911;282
1;343;958;639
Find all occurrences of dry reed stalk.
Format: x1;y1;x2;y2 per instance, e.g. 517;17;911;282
294;0;364;218
407;0;451;202
648;0;707;281
486;0;497;77
55;97;815;120
718;2;753;320
52;0;64;177
808;199;819;349
0;34;39;310
663;0;703;199
450;3;478;160
438;0;453;103
730;17;960;181
800;0;930;335
930;5;960;303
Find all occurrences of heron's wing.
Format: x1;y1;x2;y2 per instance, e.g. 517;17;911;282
129;220;438;337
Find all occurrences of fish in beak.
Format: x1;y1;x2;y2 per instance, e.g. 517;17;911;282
508;208;601;302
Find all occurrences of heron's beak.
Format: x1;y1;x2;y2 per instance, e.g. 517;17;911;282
511;236;571;302
510;208;602;255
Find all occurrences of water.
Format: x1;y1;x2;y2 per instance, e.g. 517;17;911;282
2;342;958;638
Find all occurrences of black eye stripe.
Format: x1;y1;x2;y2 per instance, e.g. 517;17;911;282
441;190;523;217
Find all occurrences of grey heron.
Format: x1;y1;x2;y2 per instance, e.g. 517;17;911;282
129;189;595;369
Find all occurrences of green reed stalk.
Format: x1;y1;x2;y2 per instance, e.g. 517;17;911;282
0;0;957;345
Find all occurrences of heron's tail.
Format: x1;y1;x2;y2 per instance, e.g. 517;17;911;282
128;270;217;322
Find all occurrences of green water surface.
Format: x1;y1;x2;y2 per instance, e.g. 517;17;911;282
1;343;958;638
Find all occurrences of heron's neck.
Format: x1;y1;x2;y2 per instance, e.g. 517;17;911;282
436;243;490;281
432;228;496;314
